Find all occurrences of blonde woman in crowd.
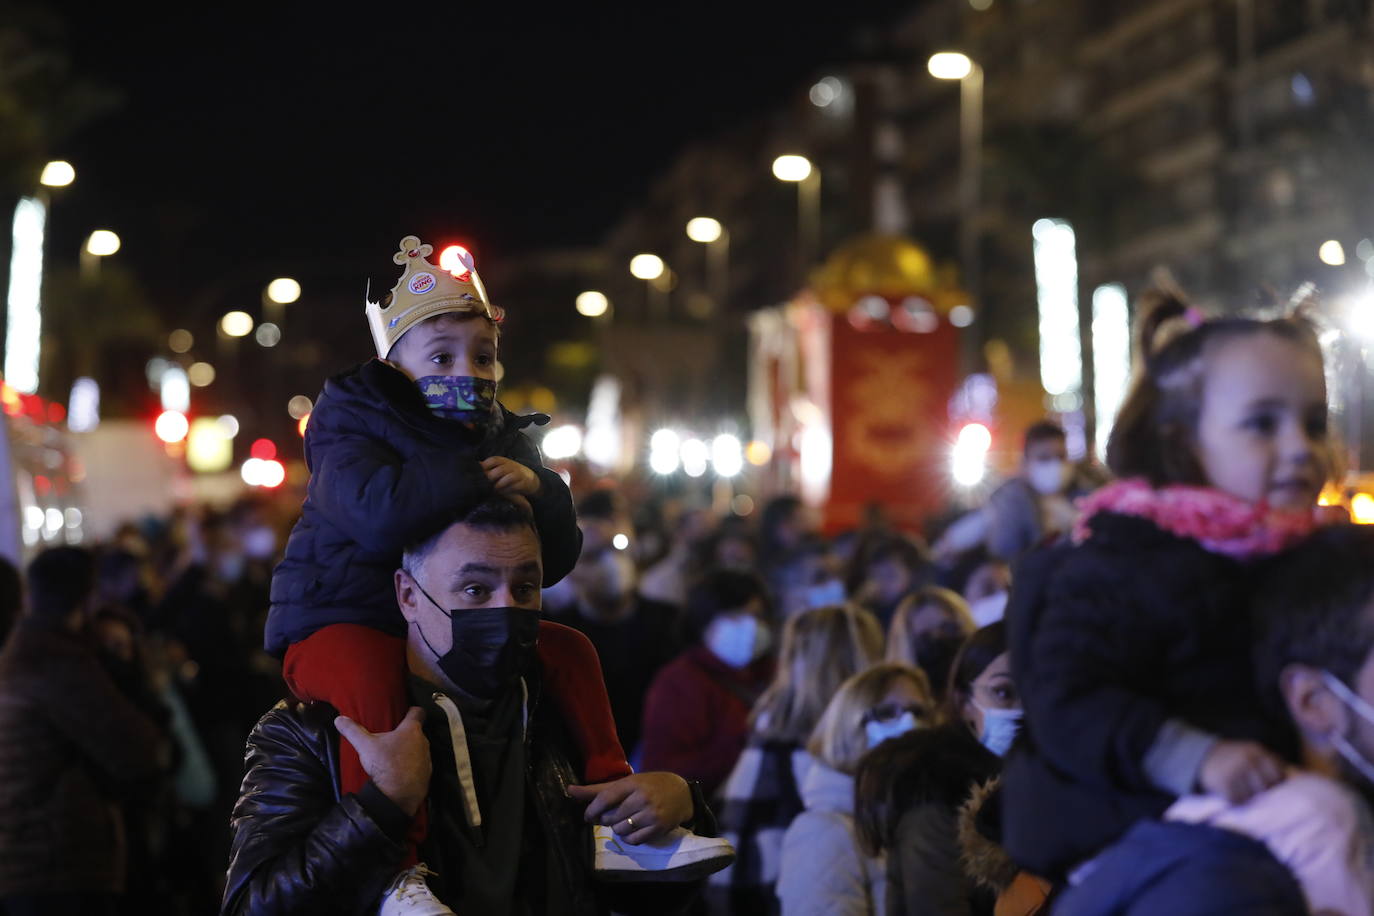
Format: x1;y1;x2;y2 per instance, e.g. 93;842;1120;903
707;604;884;915
886;586;976;703
777;663;935;916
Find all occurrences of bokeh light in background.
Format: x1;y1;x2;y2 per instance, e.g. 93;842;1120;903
711;434;744;478
685;217;723;244
266;277;301;304
39;160;75;187
220;311;254;338
576;291;609;317
541;425;582;460
649;428;680;475
771;154;813;182
951;422;992;487
159;366;190;412
612;533;630;551
154;410;189;444
217;414;240;438
168;329;194;353
287;395;313;419
188;362;216;387
949;305;975;328
241;457;285;488
1320;240;1346;266
927;51;974;80
629;254;665;281
255;322;282;347
187;418;233;473
85;230;121;256
746;440;772;466
250;438;276;461
680;438;709;478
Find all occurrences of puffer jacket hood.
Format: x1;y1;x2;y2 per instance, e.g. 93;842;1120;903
799;759;855;815
957;776;1019;896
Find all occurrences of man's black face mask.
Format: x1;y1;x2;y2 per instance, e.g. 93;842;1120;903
409;575;539;701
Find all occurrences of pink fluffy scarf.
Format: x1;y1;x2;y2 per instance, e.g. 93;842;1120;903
1072;478;1322;560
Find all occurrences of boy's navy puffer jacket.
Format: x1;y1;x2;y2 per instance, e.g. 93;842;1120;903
263;358;581;656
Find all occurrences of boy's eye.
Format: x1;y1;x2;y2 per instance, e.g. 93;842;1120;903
430;353;453;366
462;584;490;600
1243;413;1278;435
1306;414;1329;439
475;353;494;367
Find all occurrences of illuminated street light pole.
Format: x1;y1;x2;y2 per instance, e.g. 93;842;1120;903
772;155;820;276
685;217;730;311
929;52;984;323
5;161;76;394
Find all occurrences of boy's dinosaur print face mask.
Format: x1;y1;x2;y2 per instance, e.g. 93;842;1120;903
416;375;496;422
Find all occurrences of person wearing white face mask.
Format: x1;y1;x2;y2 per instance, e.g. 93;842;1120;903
984;421;1100;564
640;571;776;798
777;664;933;916
853;624;1050;916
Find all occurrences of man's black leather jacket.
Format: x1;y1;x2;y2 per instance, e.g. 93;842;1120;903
221;697;712;915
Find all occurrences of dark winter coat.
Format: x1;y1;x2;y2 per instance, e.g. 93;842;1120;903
221;680;715;915
1002;512;1297;879
0;618;166;896
880;726;1002;916
265;359;581;655
639;645;773;797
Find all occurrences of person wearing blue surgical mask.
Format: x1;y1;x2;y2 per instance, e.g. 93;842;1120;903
851;623;1049;916
778;664;933;916
639;570;776;797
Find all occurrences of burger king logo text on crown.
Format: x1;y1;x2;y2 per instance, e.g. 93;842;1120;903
408;272;436;295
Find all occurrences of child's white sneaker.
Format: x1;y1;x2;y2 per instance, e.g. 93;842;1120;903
592;824;736;882
378;863;455;915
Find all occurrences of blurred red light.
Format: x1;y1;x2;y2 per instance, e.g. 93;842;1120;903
34;475;50;495
439;245;474;281
298;413;309;437
48;403;65;424
250;438;277;461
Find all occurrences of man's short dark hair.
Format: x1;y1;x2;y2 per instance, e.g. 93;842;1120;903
27;546;95;623
1253;525;1374;715
402;497;537;576
1023;420;1066;455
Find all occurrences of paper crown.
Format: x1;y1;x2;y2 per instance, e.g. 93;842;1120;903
365;235;499;357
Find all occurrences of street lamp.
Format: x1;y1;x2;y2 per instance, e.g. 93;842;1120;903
772;154;821;274
220;310;254;338
630;254;669;319
79;229;120;281
39;161;75;188
929;51;985;320
576;290;609;318
685;217;730;311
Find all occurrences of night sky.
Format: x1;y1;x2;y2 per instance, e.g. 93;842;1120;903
45;4;916;331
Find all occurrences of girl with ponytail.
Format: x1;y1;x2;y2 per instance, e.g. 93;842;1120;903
1001;285;1335;888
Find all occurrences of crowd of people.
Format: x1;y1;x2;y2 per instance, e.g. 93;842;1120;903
3;235;1374;916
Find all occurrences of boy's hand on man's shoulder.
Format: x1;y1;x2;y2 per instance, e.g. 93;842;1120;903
481;456;542;498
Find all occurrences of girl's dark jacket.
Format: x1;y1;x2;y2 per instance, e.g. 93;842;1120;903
264;359;581;656
1001;512;1298;880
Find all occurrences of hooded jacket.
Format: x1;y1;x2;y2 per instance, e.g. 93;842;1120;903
777;760;886;916
265;359;581;655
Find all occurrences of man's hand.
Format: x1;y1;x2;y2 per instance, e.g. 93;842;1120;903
567;772;694;845
1198;739;1285;803
482;457;542;498
335;707;432;816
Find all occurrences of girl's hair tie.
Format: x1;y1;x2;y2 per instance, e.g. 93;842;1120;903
1184;307;1206;328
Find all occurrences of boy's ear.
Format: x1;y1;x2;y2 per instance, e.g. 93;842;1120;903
1280;663;1350;745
